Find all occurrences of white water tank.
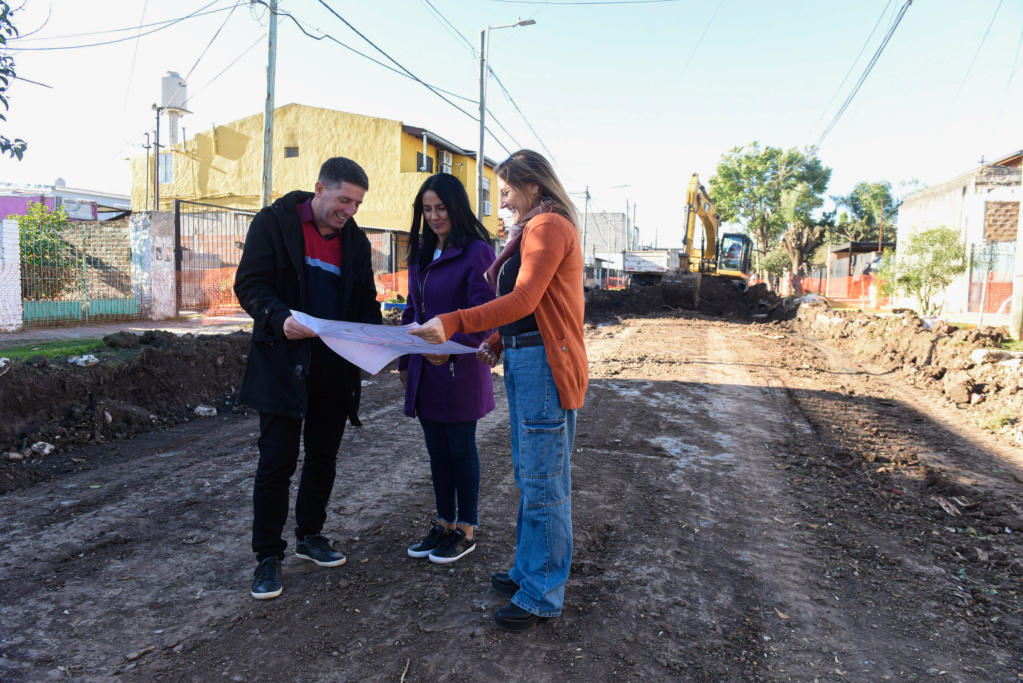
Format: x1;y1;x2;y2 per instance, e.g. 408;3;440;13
161;71;187;111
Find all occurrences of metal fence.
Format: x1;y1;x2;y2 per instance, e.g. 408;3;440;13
175;200;256;316
16;217;141;327
365;228;410;301
968;241;1015;316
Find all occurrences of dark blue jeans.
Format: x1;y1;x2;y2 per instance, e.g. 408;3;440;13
418;417;480;527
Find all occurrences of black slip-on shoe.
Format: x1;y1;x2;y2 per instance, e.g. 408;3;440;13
428;528;476;564
491;571;519;598
494;601;549;632
408;524;451;558
251;557;283;600
295;534;347;567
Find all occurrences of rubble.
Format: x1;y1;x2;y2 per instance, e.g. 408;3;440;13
790;302;1023;434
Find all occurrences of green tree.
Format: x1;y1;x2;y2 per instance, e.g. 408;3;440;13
779;181;827;284
709;142;830;275
829;180;899;244
0;1;25;160
761;248;790;278
877;226;967;316
13;202;76;300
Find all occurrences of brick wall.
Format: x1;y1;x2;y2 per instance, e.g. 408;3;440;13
984;201;1020;242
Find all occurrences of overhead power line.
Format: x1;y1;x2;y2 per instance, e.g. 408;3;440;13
8;1;227;51
488;0;679;5
409;0;556;159
811;0;893;130
942;0;1004;120
255;2;516;154
672;0;723;87
814;0;913;150
9;3;234;42
420;0;476;55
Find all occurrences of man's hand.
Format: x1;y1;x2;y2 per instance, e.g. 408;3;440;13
407;317;448;344
476;342;498;367
423;353;450;366
283;315;317;340
399;369;407;387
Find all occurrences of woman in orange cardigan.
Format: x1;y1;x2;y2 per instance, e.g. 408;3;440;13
410;150;587;631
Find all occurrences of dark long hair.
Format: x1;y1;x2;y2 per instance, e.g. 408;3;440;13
407;173;492;270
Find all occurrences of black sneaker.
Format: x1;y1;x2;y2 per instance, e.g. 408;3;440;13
428;528;476;564
408;523;451;558
251;557;282;600
295;534;347;567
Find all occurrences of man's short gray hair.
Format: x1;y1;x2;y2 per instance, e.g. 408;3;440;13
318;157;369;191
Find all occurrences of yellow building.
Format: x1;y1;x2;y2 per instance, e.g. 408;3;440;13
130;103;500;237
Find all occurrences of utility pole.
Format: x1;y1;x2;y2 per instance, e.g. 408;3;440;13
143;133;151;211
152;106;163;212
632;203;637;249
477;18;536;220
260;0;278;208
625;199;630;251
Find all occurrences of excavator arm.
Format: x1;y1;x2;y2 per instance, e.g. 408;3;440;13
680;173;720;271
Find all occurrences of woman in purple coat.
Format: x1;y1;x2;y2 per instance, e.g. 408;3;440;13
398;173;496;564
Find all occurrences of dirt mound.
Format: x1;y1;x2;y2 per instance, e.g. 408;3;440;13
0;332;250;489
584;278;786;321
791;303;1023;443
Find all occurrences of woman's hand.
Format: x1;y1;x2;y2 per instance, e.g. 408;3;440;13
399;369;407;387
283;315;317;340
422;353;450;366
407;317;448;344
476;342;498;368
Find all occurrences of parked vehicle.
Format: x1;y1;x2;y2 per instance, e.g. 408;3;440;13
624;250;671;285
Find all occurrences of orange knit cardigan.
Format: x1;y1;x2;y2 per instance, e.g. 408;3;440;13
437;211;588;409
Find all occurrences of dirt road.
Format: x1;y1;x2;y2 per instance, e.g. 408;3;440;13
2;314;1022;681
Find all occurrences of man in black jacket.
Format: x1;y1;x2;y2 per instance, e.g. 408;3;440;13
234;157;382;599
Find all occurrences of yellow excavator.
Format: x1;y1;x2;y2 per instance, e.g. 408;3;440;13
680;173;752;284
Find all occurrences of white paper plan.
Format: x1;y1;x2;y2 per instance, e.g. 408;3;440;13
290;310;478;375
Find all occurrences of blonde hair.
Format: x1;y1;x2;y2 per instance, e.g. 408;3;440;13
495;150;577;227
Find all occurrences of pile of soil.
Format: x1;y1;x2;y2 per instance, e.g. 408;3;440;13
0;331;250;490
791;302;1023;444
584;278;786;321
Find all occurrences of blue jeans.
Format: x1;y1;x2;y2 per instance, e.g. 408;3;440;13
418;418;480;527
503;340;577;618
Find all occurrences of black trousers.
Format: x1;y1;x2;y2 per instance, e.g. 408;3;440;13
252;352;349;561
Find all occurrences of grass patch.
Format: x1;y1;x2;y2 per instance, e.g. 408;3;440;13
987;410;1018;431
1000;339;1023;353
0;338;106;360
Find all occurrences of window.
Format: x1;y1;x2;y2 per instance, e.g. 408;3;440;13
285;146;299;158
416;152;434;173
158;153;173;184
482;177;492;215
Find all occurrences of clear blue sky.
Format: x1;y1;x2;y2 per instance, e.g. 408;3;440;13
2;0;1020;249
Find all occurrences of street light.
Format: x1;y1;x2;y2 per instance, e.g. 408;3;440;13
477;17;536;221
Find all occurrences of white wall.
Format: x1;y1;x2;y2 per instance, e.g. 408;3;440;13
0;218;23;332
897;169;1021;314
129;212;176;321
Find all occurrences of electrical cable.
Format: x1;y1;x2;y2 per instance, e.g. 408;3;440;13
401;0;556;158
942;0;1004;121
420;0;475;55
120;0;151;122
488;0;678;4
186;1;242;79
265;4;516;154
814;0;912;150
180;31;266;110
672;0;723;87
8;3;232;42
8;0;224;51
811;0;892;130
487;67;556;161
